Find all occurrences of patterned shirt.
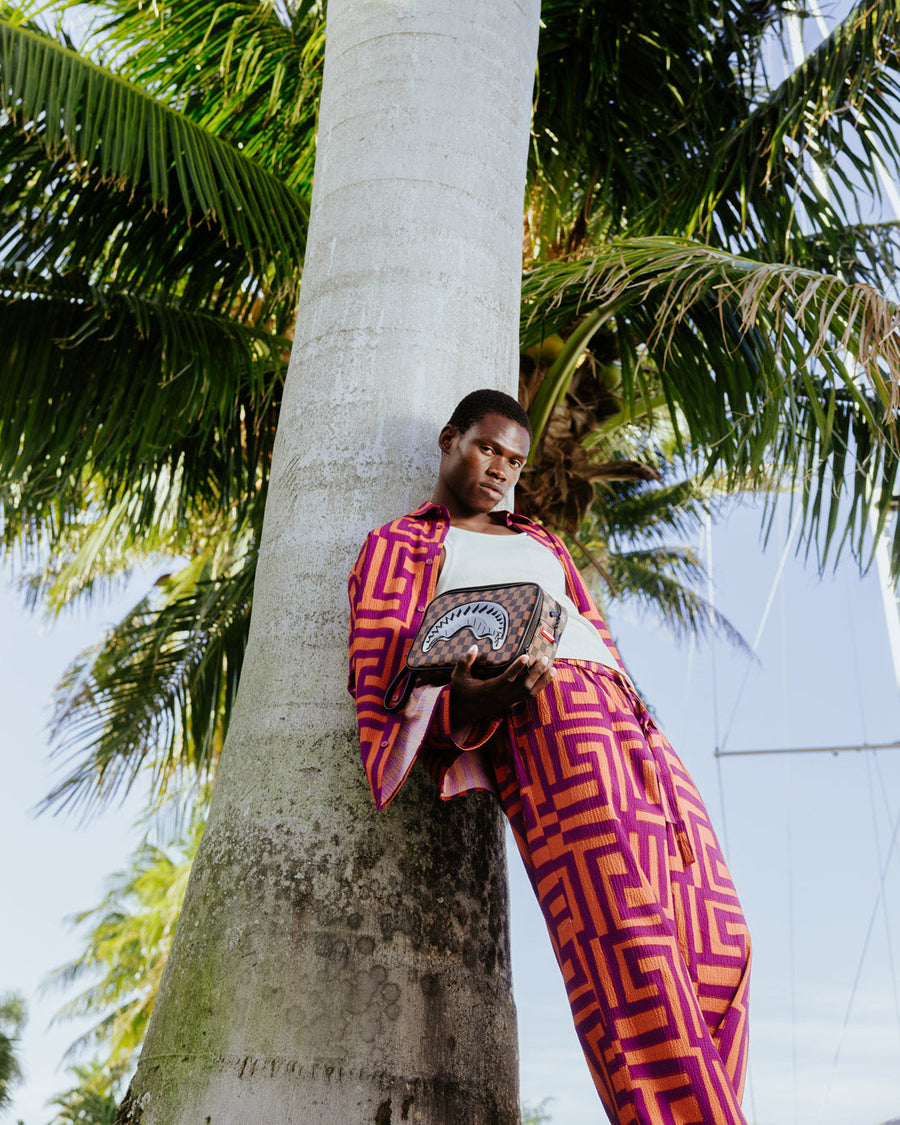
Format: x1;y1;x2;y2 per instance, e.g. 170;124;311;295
348;500;628;809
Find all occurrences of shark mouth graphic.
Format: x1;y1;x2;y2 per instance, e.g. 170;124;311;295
422;600;509;652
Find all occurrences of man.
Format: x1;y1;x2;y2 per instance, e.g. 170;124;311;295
348;389;751;1125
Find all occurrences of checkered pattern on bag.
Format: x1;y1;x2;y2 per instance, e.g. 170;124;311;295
406;583;565;677
530;595;568;666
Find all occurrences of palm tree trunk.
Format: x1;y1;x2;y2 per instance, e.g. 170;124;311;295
117;2;541;1122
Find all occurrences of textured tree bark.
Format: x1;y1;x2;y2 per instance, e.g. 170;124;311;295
117;1;540;1121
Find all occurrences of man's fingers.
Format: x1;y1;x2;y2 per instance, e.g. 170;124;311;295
454;645;480;678
533;664;555;694
524;657;553;693
454;650;553;701
500;654;531;682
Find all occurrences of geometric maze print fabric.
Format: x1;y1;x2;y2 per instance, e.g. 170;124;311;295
349;506;753;1118
492;661;751;1125
348;512;445;805
348;503;628;808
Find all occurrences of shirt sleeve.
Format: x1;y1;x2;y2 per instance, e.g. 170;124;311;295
347;532;374;699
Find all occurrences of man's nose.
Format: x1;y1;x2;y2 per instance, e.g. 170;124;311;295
487;458;506;478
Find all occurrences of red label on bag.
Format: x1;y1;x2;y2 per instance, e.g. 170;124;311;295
541;627;556;644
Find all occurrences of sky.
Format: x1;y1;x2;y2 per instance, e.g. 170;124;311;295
3;496;900;1125
0;571;154;1123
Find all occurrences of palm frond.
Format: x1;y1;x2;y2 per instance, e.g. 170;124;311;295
13;481;254;615
0;990;26;1111
604;544;751;652
0;16;309;264
533;0;793;231
95;0;324;192
523;236;900;440
0;149;297;326
802;219;900;287
523;236;900;565
42;548;254;814
47;1063;122;1124
557;457;751;651
591;478;713;543
745;1;900;209
44;817;200;1076
0;271;283;544
533;0;900;292
674;0;900;251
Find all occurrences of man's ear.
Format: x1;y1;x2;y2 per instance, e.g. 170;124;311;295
438;424;457;455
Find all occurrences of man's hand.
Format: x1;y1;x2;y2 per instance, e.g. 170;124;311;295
449;644;555;728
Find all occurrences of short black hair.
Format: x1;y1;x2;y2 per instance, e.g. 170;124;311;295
446;388;532;438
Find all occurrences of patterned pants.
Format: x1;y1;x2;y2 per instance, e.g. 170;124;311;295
491;661;751;1125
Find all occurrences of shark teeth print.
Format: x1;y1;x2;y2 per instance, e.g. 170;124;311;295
422;600;510;652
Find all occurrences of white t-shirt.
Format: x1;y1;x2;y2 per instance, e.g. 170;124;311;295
434;525;618;669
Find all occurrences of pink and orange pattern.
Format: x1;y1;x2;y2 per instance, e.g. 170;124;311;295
348;502;625;808
349;504;751;1123
494;661;751;1124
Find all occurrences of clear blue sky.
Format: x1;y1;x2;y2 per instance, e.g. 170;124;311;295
1;571;152;1123
3;497;900;1125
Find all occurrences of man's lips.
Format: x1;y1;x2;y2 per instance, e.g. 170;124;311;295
480;481;504;498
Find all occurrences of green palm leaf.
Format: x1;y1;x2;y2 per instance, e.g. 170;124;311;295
802;219;900;286
523;235;900;432
556;464;752;651
48;1064;121;1125
0;271;284;543
533;0;900;288
97;0;324;191
695;0;900;250
43;548;254;814
523;236;900;563
533;0;790;230
45;819;199;1075
0;132;298;330
605;544;749;650
593;478;716;543
0;991;26;1113
0;15;309;262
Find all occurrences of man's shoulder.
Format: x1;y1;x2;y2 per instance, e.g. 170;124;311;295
369;513;422;536
518;517;563;547
366;503;446;543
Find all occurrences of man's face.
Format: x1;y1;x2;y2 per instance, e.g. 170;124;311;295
437;412;531;517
